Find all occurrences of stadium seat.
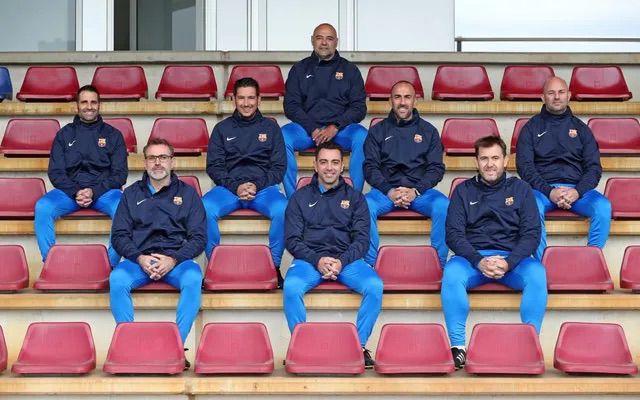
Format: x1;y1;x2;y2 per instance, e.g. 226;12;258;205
0;178;46;218
0;66;12;101
441;118;500;155
0;326;6;372
155;65;217;100
541;246;613;292
0;245;29;291
432;65;494;100
178;175;202;196
569;66;632;101
369;117;384;128
285;322;364;375
103;322;185;374
34;244;111;291
224;65;285;98
134;281;177;292
103;117;137;153
0;118;60;156
203;245;277;290
195;322;274;374
510;117;530;154
91;65;148;100
374;246;442;291
620;246;640;291
554;322;638;375
312;280;350;292
365;66;424;99
11;322;96;375
587;118;640;155
375;323;454;374
65;208;106;218
604;177;640;218
500;65;554;100
17;66;79;101
148;118;209;155
465;323;545;375
448;177;468;197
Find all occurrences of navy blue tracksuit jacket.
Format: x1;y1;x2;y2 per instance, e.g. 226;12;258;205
363;109;445;194
285;175;370;268
111;173;206;264
284;51;366;134
516;106;602;197
206;110;286;193
49;115;128;200
446;174;541;269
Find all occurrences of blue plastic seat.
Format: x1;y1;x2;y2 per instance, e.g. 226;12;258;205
0;67;12;101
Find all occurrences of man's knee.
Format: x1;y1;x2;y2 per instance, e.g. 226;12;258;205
430;194;450;217
109;269;130;293
283;276;306;299
592;194;612;218
180;263;203;290
35;196;55;217
363;274;384;299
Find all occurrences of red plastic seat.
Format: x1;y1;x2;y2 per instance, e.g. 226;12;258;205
542;246;613;292
195;323;274;374
587;118;640;155
465;323;545;375
34;244;111;291
226;208;261;217
0;245;29;291
0;326;6;372
11;322;96;375
500;65;554;101
554;322;637;375
510;117;530;154
569;66;632;101
0;118;60;156
620;246;640;291
65;208;107;218
91;66;148;100
103;322;184;374
17;66;79;101
369;117;384;128
148;118;209;155
311;280;350;292
441;118;500;155
203;245;277;290
0;177;45;218
604;177;640;218
544;208;581;219
432;65;494;101
375;246;442;291
448;177;468;198
285;322;364;375
178;175;202;196
365;66;424;99
375;323;454;374
134;281;177;292
103;117;137;153
224;65;285;98
155;65;217;100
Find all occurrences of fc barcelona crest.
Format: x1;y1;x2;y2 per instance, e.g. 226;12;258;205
414;134;423;143
340;200;350;209
258;133;267;142
173;196;183;206
505;196;514;206
98;138;106;147
335;71;344;80
568;129;577;138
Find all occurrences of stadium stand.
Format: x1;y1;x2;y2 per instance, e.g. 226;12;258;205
155;65;217;100
148;117;209;154
365;66;424;99
431;65;494;100
542;246;614;292
569;66;632;101
16;66;79;101
33;244;111;291
203;244;277;290
500;65;555;100
0;67;12;101
91;65;148;100
0;118;60;156
224;65;285;98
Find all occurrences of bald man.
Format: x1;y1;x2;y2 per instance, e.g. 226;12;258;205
516;77;611;259
282;23;367;197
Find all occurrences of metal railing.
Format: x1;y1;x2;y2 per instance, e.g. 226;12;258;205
455;36;640;52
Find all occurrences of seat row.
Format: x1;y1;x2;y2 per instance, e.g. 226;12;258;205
1;242;640;293
0;64;633;102
2;116;640;157
0;320;636;375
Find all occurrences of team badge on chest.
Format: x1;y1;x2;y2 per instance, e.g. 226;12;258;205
414;134;423;143
568;129;577;138
505;196;514;206
173;196;183;206
98;138;106;147
340;200;350;209
258;133;267;142
335;71;344;80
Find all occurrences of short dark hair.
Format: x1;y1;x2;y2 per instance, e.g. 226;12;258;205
315;141;344;160
474;135;507;157
233;77;260;97
143;138;175;157
77;84;100;101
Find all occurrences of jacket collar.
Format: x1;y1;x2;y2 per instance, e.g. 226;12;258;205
387;108;419;127
231;109;263;127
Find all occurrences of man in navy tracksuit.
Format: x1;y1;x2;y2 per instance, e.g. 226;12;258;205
283;141;382;368
363;81;449;267
282;23;367;197
35;85;127;266
517;76;611;260
202;77;287;286
109;138;205;368
442;136;547;370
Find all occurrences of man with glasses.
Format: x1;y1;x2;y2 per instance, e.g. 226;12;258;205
34;84;127;266
109;138;206;370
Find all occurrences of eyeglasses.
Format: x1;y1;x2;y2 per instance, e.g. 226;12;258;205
144;154;173;162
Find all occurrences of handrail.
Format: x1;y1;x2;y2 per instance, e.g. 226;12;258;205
455;36;640;51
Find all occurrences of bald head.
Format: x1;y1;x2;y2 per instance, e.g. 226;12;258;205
542;76;571;115
390;81;416;121
311;23;338;61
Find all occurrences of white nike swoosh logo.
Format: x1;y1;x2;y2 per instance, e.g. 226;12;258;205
308;201;318;207
384;136;393;141
470;201;479;205
68;140;76;147
226;137;237;141
306;74;313;78
537;131;547;137
136;199;146;205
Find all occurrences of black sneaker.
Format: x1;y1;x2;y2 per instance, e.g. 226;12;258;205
184;348;191;371
276;269;284;289
451;347;466;370
363;348;375;369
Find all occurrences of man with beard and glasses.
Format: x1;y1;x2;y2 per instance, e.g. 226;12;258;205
441;136;547;370
363;80;449;267
109;138;206;370
516;76;611;260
